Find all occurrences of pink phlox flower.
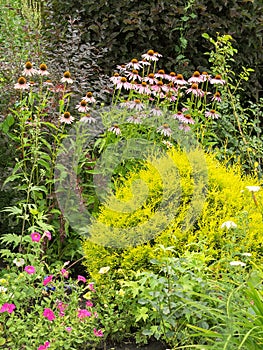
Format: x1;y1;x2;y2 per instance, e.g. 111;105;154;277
24;265;36;275
30;232;41;242
0;303;16;314
56;301;68;316
43;275;53;286
77;275;86;283
37;341;50;350
43;308;56;321
88;283;95;292
77;309;92;319
93;328;104;337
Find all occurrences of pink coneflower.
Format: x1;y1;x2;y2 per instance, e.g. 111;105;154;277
165;91;177;102
173;74;187;86
125;58;142;70
116;64;127;73
186;83;204;97
157;124;172;137
108;124;121;135
30;232;41;242
201;71;210;82
61;71;73;84
37;341;50;350
135;81;151;95
188;71;203;83
205;109;220;119
125;69;142;82
143;73;158;85
77;309;92;319
14;76;30;90
151;80;168;94
141;49;162;62
76;99;89;113
155;69;168;80
22;61;38;76
82;91;96;103
167;71;177;82
0;303;16;314
38;63;49;76
211;91;222;102
77;275;86;283
43;308;56;321
80;113;96;123
127;99;145;111
174;112;195;124
110;72;120;84
210;74;225;85
115;76;131;90
150;107;163;117
59;111;74;124
179;124;191;132
24;265;36;275
127;115;143;124
93;328;104;337
43;275;53;286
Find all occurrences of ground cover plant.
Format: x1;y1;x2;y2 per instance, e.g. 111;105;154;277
0;1;263;349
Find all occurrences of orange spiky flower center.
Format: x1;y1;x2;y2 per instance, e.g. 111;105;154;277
39;63;47;71
18;77;27;84
25;61;33;69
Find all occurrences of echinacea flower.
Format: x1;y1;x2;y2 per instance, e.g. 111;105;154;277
38;63;49;76
30;232;41;242
43;275;53;286
230;261;246;267
174;112;195;124
125;69;142;82
186;83;204;97
24;265;36;275
77;309;92;319
221;221;237;229
210;74;225;85
141;49;162;62
173;74;187;86
188;71;203;83
115;76;131;90
38;341;50;350
205;109;220;119
76;99;89;113
135;81;151;94
0;303;16;313
127;99;145;111
59;111;75;124
155;69;168;80
61;71;73;84
22;61;38;76
211;91;222;102
201;71;210;81
245;186;261;192
13;257;25;267
108;125;121;135
157;124;172;137
14;76;30;90
127;115;143;124
43;308;56;321
125;58;142;70
178;124;191;132
110;73;120;84
98;266;110;274
77;275;86;283
80;114;96;124
143;73;158;85
93;328;104;337
82;91;96;103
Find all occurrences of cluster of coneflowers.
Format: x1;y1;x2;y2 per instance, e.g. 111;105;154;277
14;52;224;138
0;230;103;350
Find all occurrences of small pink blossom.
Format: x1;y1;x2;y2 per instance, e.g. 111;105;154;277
37;341;50;350
65;327;72;332
30;232;41;242
43;308;56;321
43;231;52;240
43;275;53;286
56;301;68;317
88;283;95;292
61;268;69;278
77;275;86;283
24;265;36;275
77;309;92;319
86;300;93;308
93;328;104;337
0;303;16;314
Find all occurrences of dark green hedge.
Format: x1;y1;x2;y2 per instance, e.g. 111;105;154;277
46;0;263;99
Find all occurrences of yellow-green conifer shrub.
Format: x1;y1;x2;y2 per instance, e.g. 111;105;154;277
83;147;262;281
